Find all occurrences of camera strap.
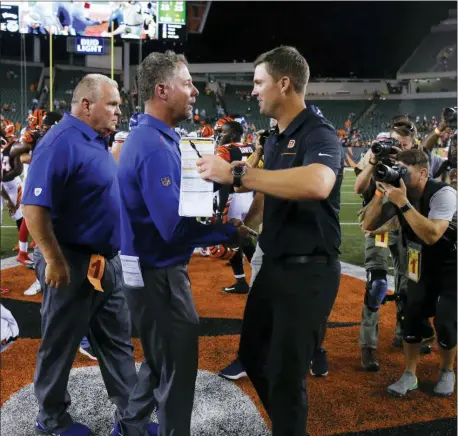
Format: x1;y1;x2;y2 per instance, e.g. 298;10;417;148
407;241;422;283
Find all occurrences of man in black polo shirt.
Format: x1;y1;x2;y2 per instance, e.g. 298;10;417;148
197;46;342;436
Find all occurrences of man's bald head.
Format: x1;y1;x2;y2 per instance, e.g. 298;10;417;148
71;74;121;135
71;74;118;108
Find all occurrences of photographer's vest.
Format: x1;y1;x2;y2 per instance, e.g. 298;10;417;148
398;179;457;280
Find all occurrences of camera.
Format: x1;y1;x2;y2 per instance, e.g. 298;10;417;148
443;107;457;128
371;138;400;159
374;162;408;187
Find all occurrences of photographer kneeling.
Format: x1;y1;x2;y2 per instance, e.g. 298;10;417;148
362;149;457;397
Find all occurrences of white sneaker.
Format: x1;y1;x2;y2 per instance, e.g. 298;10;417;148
197;247;210;257
24;280;41;296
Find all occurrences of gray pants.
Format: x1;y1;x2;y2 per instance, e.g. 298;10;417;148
119;262;199;436
33;247;138;433
360;229;407;349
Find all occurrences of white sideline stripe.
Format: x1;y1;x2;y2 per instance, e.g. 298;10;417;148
0;254;395;290
1;226;17;228
1;256;21;270
341;202;360;205
341;223;359;225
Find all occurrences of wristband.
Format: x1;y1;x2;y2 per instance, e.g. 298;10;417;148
375;189;384;198
434;127;442;136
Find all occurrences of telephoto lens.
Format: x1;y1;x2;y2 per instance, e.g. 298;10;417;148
374;163;408;187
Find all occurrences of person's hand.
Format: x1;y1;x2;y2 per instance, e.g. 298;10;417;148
238;224;257;240
45;258;71;288
380;179;408;208
6;200;16;216
197;155;234;184
228;218;243;227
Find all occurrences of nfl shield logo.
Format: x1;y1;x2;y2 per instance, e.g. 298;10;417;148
34;188;42;196
287;140;295;148
160;176;171;187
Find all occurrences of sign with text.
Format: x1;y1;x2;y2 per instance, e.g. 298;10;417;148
75;37;105;55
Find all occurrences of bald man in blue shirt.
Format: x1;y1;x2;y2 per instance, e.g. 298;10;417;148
116;51;248;436
22;74;148;436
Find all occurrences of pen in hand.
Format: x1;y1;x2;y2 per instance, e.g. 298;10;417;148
189;140;202;158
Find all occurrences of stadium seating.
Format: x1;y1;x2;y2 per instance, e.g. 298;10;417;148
399;30;456;74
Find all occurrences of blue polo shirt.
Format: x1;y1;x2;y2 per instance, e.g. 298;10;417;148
22;113;121;257
118;114;238;268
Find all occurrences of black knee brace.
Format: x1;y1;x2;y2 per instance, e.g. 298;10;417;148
364;269;388;312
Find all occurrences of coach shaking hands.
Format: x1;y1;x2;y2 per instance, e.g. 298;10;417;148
117;51;250;436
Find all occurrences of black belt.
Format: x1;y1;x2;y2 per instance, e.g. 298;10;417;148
275;255;336;265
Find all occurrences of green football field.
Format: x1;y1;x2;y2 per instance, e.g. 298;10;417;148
0;170;366;265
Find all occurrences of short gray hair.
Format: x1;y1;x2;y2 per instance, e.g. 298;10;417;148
71;74;118;106
138;50;188;102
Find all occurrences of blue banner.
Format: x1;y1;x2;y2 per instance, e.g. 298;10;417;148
75;37;105;55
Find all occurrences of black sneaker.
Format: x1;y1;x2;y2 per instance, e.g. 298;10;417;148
79;346;98;360
222;281;249;294
310;348;328;376
361;347;380;372
218;359;247;380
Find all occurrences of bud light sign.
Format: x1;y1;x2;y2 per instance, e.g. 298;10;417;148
75;37;105;55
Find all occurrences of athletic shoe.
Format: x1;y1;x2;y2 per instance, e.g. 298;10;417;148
79;346;97;361
222;281;249;294
24;280;41;296
311;348;328;376
197;247;210;257
361;347;380;372
218;359;247;380
17;251;34;266
35;421;92;435
1;287;10;295
434;369;455;396
111;422;158;436
387;371;418;396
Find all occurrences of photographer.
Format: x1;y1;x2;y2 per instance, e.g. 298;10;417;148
354;122;431;372
362;149;457;397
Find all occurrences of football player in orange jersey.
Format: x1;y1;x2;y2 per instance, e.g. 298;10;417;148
215;121;256;294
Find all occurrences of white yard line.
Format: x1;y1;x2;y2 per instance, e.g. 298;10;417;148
0;256;21;270
1;226;17;229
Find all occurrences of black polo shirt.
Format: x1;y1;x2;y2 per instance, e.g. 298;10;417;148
259;107;343;258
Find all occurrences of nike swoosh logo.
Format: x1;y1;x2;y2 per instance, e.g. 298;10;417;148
318;153;333;157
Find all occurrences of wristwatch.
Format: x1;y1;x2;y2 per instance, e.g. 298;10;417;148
399;202;413;214
232;165;248;188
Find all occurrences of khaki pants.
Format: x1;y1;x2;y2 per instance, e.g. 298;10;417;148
360;229;408;349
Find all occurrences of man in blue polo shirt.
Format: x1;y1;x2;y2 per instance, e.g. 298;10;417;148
22;74;145;436
116;51;247;436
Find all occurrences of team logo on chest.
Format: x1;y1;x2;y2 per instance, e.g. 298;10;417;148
160;176;171;187
287;140;296;149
